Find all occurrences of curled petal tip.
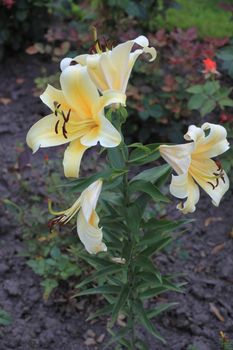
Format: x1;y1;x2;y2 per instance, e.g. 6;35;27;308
60;57;72;71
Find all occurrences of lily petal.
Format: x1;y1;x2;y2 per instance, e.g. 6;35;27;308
190;157;229;206
60;65;100;117
80;115;121;147
197;122;229;158
26;114;78;153
63;139;89;178
81;180;102;222
184;125;205;144
40;84;70;113
175;175;200;214
159;143;194;174
77;209;107;254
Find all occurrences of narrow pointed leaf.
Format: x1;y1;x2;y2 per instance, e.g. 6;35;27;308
110;283;130;327
129;180;170;203
75;264;123;289
130;164;171;184
134;299;166;343
74;285;121;297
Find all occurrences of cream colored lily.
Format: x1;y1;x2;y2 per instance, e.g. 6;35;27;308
159;123;230;214
49;180;107;254
26;65;122;178
60;35;156;103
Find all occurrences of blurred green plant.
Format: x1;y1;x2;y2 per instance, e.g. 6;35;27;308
220;331;233;350
0;0;52;60
156;0;233;38
187;81;233;117
34;69;60;94
217;41;233;79
0;308;12;326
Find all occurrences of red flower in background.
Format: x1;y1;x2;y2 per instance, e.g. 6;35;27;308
2;0;15;9
220;112;233;123
203;58;217;73
202;57;220;77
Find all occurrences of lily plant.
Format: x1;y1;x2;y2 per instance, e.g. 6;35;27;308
26;33;230;349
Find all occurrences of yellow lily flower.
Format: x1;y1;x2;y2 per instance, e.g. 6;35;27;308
26;65;122;178
49;180;106;254
60;35;156;103
159;123;230;214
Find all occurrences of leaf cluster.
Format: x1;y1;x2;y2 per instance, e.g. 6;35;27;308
187;81;233;117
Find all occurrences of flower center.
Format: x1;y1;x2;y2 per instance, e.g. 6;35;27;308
53;101;71;139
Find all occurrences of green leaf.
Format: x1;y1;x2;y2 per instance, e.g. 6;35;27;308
0;309;12;326
107;147;125;169
186;84;204;94
187;94;207;110
128;143;161;165
125;203;143;236
135;338;149;350
130;164;171;184
147;302;178;319
143;218;190;235
218;97;233;108
104;327;130;349
78;254;117;269
203;81;220;95
135;255;158;275
139;286;171;299
140;236;173;256
134;299;165;343
75;265;123;289
129;180;170;203
41;279;58;300
75;285;121;297
87;304;113;321
110;284;130;326
200;99;216;116
70;168;127;193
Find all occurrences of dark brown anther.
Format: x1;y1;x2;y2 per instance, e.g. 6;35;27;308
70;60;78;66
62;123;68;139
57;103;61;109
215;159;222;171
221;175;225;183
213;172;219;177
55;111;58;117
54;101;59;107
215;178;219;188
55;120;59;134
62;111;66;121
48;215;66;231
66;109;71;122
207;181;215;190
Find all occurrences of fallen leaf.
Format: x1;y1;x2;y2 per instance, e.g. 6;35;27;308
96;333;105;343
211;243;225;255
25;45;39;55
204;216;222;227
84;338;96;346
85;329;96;338
117;313;126;327
0;97;12;105
209;303;224;322
16;78;25;84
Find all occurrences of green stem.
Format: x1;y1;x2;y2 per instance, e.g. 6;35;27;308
122;170;136;349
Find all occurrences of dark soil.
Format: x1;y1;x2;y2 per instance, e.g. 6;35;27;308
0;54;232;350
